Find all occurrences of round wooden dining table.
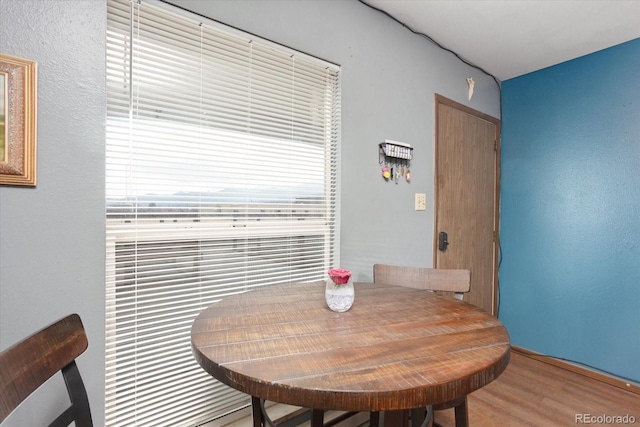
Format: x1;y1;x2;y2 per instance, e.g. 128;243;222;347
191;282;510;427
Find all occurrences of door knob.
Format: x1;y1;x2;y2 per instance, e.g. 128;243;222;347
438;231;449;251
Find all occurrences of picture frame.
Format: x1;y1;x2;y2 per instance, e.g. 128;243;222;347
0;53;37;186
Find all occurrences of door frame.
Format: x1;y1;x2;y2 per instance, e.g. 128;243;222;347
433;94;501;315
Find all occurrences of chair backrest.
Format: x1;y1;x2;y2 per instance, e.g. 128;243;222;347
373;264;471;300
0;313;93;427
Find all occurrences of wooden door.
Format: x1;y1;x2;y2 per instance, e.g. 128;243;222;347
434;94;500;314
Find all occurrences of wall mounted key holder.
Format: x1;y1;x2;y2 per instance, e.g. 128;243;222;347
379;139;412;184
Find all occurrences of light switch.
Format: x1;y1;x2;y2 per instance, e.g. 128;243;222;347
415;193;426;211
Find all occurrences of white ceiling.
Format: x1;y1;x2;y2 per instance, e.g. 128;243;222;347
364;0;640;81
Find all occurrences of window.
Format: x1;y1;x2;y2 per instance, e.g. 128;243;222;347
105;1;340;425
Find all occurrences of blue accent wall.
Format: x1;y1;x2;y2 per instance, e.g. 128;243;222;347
500;38;640;383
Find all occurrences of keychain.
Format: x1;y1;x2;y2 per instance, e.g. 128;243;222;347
380;147;391;180
382;165;391;180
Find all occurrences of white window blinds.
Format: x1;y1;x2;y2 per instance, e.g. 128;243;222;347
105;1;340;425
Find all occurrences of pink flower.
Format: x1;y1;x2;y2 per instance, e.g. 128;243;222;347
328;268;351;285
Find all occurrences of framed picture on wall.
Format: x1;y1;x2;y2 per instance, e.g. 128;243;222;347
0;53;37;187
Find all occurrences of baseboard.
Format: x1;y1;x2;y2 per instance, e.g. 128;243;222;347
511;346;640;395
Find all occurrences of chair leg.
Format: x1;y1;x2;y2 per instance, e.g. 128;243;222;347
251;397;263;427
310;409;324;427
453;397;468;427
370;411;381;427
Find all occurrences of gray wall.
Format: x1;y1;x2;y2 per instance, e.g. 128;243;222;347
0;0;499;424
0;0;106;425
170;0;501;281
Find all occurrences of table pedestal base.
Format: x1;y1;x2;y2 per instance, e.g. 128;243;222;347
252;397;435;427
252;397;360;427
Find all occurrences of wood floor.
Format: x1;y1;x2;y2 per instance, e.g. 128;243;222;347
433;352;639;426
221;352;639;427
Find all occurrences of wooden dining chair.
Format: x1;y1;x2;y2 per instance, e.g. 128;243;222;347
0;313;93;426
372;264;472;427
373;263;470;300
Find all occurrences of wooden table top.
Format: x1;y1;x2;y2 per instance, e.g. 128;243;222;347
191;282;510;412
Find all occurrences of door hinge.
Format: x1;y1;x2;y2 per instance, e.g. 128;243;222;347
493;231;496;242
494;140;498;151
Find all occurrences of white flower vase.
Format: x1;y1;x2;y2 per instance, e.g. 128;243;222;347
325;279;354;312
